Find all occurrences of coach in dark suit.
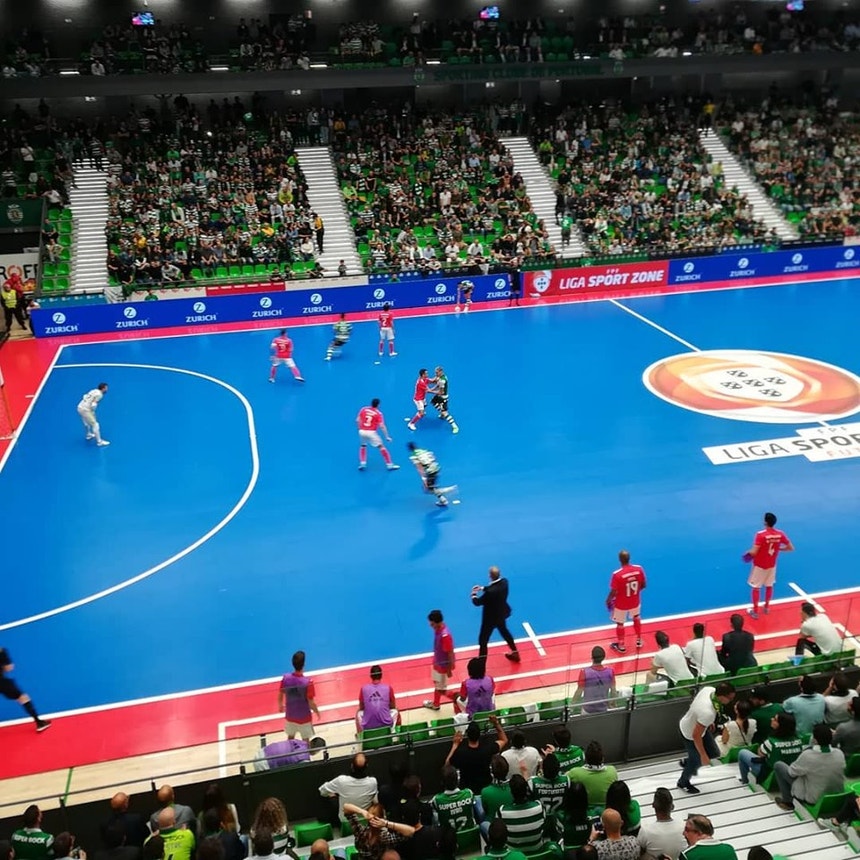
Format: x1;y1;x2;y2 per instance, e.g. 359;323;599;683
471;567;520;663
719;613;757;674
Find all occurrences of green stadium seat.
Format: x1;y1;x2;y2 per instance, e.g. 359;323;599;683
845;754;860;778
430;717;456;738
455;826;481;853
41;277;56;292
241;264;255;277
803;790;854;821
498;706;528;726
397;721;430;743
294;822;333;848
190;268;204;280
254;264;267;276
339;818;353;838
536;700;567;722
359;726;393;750
55;276;70;290
216;266;228;279
42;263;56;278
228;265;241;278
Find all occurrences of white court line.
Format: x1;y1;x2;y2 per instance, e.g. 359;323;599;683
788;581;860;645
608;298;702;352
522;621;546;656
0;362;260;632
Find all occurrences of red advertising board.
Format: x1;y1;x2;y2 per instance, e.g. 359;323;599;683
523;259;669;298
205;281;284;297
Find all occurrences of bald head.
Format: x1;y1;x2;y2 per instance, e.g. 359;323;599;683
618;550;630;565
310;840;330;860
488;566;500;581
156;786;175;806
351;753;368;778
381;852;401;860
157;807;176;830
601;809;623;837
111;793;129;813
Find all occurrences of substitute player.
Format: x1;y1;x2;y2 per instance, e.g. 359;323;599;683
456;279;474;313
407;368;435;431
0;647;51;732
77;383;110;447
408;442;456;507
606;549;646;654
745;511;794;619
356;398;400;471
377;303;397;358
269;329;304;383
326;313;352;361
430;365;459;434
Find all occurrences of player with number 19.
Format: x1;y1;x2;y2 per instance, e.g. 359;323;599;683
607;550;646;654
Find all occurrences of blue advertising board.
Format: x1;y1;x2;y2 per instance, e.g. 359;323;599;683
31;273;513;338
667;244;858;286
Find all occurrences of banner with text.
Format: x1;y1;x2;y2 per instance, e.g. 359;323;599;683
31;273;512;337
523;260;669;298
0;252;39;289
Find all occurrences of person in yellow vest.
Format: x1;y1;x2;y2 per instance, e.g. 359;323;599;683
313;213;325;254
1;282;27;331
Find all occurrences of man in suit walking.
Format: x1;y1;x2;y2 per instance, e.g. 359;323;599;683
472;566;520;663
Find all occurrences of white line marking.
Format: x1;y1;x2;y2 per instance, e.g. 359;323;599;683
522;621;546;656
608;299;701;352
788;581;860;645
0;362;260;632
0;344;64;475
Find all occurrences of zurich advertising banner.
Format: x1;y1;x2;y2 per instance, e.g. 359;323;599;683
31;273;513;337
667;244;858;286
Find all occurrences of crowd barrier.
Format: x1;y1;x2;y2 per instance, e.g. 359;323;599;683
523;242;857;298
30;273;513;337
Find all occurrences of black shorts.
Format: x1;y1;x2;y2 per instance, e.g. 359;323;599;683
431;394;448;409
425;471;439;491
332;338;348;346
0;677;23;700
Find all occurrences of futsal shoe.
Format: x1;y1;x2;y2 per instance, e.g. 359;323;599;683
407;423;416;431
358;464;366;470
423;700;440;711
86;433;95;440
296;376;305;382
387;463;400;470
610;642;626;654
35;720;52;732
390;351;398;357
505;651;521;663
97;440;110;447
747;609;759;620
451;425;460;434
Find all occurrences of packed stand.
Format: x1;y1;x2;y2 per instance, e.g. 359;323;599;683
721;98;860;239
232;16;314;72
98;102;323;291
332;108;554;275
83;21;207;75
531;99;776;257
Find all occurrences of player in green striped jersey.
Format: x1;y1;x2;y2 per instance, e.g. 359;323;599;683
430;365;459;434
325;313;352;360
432;765;476;831
408;443;457;507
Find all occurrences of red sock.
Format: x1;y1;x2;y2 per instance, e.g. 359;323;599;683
632;616;642;639
764;586;773;609
411;412;423;425
433;689;442;706
291;365;302;379
615;623;625;645
269;366;276;380
389;341;396;355
380;446;392;465
359;446;367;466
751;588;760;612
378;342;383;355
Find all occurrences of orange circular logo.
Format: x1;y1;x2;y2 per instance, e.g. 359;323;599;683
643;350;860;424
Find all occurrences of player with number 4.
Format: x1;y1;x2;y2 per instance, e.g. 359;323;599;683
744;511;793;619
607;550;647;654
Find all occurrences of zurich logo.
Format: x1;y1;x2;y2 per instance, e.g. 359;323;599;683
373;288;386;300
792;253;803;265
435;284;446;295
310;293;323;305
259;297;272;308
494;277;506;289
738;257;749;269
683;262;695;273
193;301;206;313
845;249;855;261
52;312;66;324
123;306;137;319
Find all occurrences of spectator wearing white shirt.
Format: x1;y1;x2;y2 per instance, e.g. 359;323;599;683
683;624;724;678
717;700;757;757
823;673;858;726
502;731;542;779
647;631;694;685
796;602;842;658
319;753;378;820
91;59;106;76
637;788;686;860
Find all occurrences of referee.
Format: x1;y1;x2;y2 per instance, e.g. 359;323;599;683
471;567;521;663
1;648;51;732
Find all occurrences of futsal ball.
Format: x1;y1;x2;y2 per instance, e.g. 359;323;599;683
455;305;461;314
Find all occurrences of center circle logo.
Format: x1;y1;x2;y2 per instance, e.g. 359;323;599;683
310;293;323;305
52;312;66;324
193;301;206;313
683;262;695;273
259;297;272;308
373;288;385;300
643;349;860;424
792;253;803;265
738;257;749;269
435;284;446;295
123;306;137;319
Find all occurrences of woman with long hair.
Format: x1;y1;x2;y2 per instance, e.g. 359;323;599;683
604;780;640;836
251;797;292;855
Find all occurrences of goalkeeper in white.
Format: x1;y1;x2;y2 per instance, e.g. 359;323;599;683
77;383;110;446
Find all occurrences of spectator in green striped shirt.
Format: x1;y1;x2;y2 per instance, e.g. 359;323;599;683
478;821;527;860
498;776;557;856
11;806;54;860
431;766;475;832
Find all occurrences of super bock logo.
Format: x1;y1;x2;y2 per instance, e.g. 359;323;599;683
5;203;23;225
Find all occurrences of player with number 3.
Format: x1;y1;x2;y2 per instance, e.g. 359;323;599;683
356;398;400;472
607;550;647;654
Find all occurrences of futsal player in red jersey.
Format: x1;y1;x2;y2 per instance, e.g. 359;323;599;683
269;329;304;383
378;303;397;358
407;368;435;432
606;549;647;654
744;511;794;619
356;398;400;471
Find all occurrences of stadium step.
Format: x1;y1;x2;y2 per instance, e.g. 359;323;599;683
619;755;856;860
294;147;363;278
697;130;799;243
501;136;589;260
67;166;109;293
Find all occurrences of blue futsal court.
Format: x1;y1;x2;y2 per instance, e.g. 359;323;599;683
3;277;860;714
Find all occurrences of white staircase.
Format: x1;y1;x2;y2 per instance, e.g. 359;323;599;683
294;147;363;277
502;136;589;259
698;130;799;242
67;166;109;292
620;755;856;860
